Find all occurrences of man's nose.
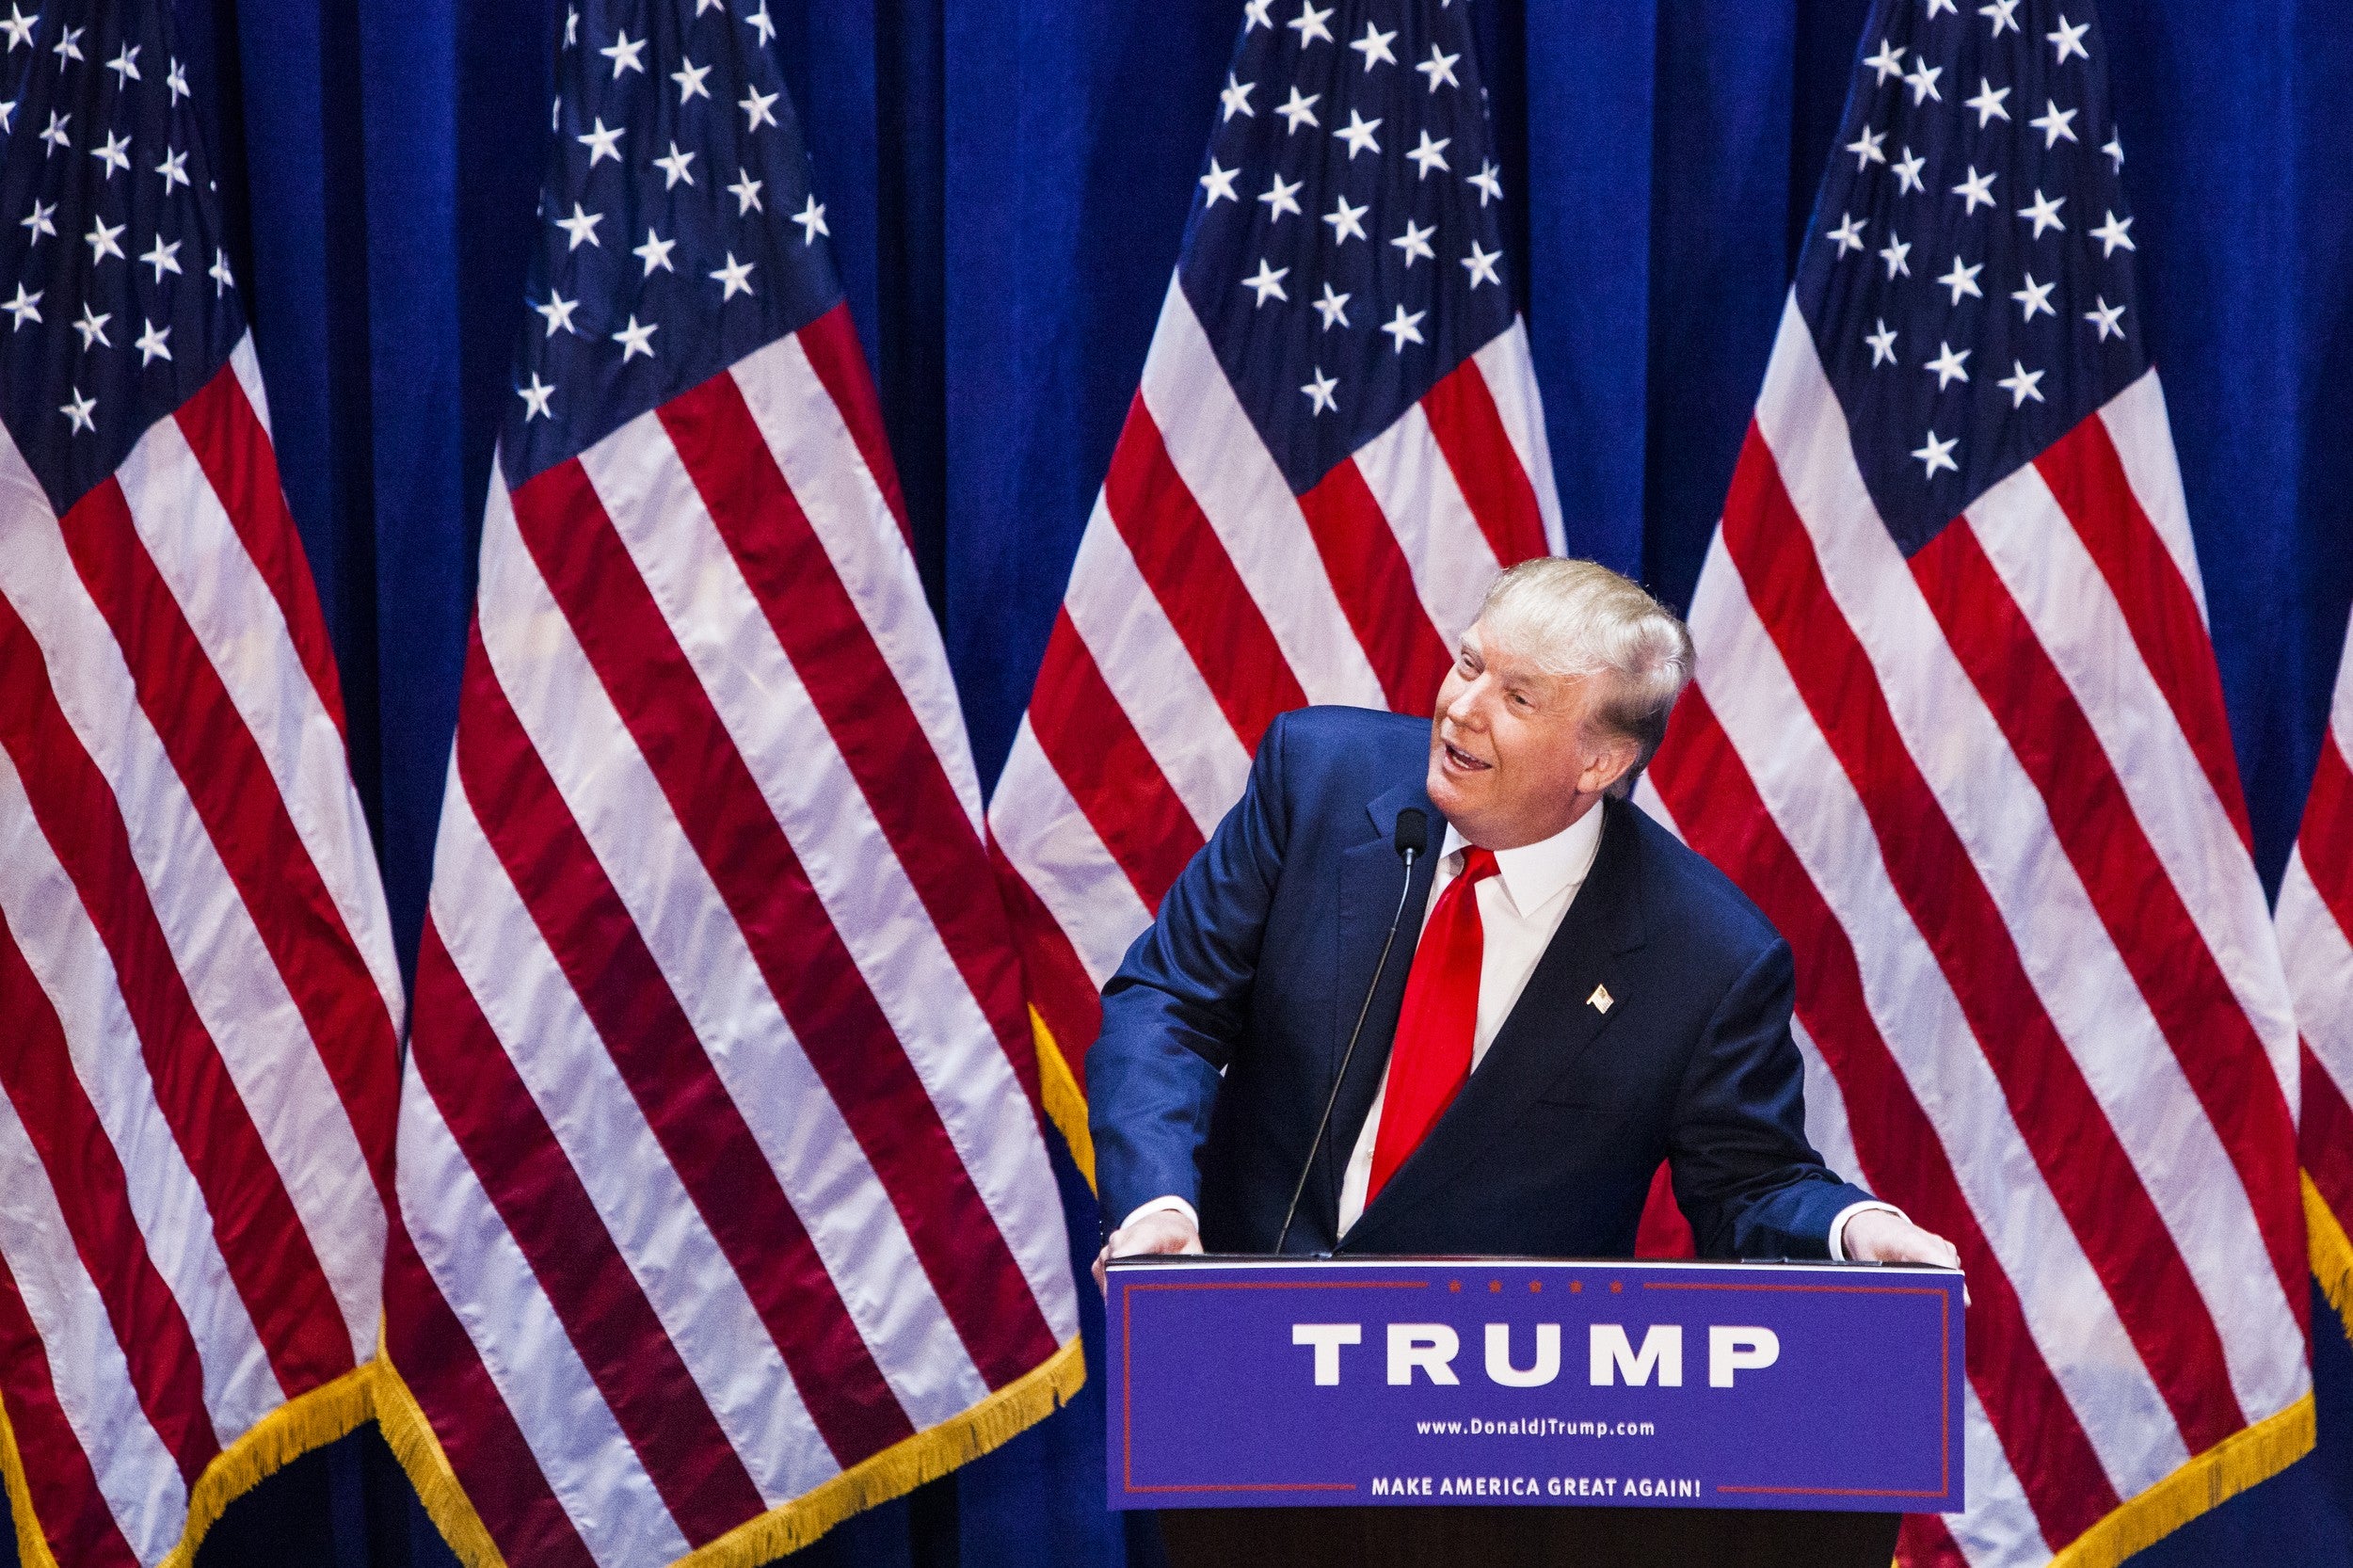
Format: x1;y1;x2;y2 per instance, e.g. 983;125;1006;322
1446;677;1492;729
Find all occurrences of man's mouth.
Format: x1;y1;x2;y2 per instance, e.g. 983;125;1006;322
1442;741;1492;773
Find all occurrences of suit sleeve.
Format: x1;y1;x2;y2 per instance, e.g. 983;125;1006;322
1667;936;1878;1259
1086;713;1296;1229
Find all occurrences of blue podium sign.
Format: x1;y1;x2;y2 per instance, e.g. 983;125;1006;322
1105;1256;1963;1513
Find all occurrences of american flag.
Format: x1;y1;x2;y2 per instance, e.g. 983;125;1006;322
2281;608;2353;1341
986;0;1560;1167
377;0;1080;1560
0;0;403;1562
1635;1;2312;1563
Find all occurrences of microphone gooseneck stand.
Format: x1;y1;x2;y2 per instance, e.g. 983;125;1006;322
1273;808;1429;1255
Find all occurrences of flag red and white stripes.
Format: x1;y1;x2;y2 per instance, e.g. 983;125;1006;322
2280;605;2353;1335
1638;301;2311;1568
382;307;1083;1565
0;339;402;1568
988;279;1561;1155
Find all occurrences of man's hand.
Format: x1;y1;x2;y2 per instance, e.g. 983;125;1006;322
1091;1208;1204;1291
1842;1208;1961;1270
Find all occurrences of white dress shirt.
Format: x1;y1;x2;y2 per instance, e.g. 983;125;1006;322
1117;805;1898;1257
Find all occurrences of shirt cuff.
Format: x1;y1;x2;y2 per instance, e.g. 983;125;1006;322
1828;1201;1908;1262
1118;1195;1199;1239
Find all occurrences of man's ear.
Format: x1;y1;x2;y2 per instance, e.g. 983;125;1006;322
1579;732;1641;799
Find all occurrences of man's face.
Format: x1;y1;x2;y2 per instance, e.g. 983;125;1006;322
1425;620;1633;850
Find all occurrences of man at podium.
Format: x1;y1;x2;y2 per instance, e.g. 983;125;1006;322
1089;558;1959;1275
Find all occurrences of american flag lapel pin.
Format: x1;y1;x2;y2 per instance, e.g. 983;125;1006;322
1588;984;1613;1015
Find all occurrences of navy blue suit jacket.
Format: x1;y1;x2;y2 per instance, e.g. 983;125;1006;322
1087;706;1874;1258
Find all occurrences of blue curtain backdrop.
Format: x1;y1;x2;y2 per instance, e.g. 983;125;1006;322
14;0;2345;1564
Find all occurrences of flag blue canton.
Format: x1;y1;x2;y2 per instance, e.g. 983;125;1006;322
0;0;244;516
1795;0;2146;555
502;0;840;488
1177;0;1515;498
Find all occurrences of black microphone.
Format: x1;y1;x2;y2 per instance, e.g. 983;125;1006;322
1274;808;1430;1254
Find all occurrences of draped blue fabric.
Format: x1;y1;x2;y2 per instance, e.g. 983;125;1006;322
10;0;2344;1564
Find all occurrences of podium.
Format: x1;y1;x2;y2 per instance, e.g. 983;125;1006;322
1105;1255;1962;1567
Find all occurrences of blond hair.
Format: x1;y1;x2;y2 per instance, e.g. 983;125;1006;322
1476;557;1694;778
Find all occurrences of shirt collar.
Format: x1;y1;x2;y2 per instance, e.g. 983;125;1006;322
1439;800;1608;919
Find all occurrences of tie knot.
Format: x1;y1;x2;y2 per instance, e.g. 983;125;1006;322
1459;846;1499;884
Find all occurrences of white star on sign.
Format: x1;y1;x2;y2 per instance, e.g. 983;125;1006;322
1349;20;1396;70
1462;241;1502;289
105;42;139;83
1275;87;1320;133
792;194;828;244
1198;157;1239;206
1417;43;1460;92
745;1;776;44
655;141;697;188
1997;360;2044;407
1878;233;1912;278
1242;258;1289;304
91;129;130;177
1;6;35;50
1406;130;1450;179
1913;429;1959;478
4;284;39;329
210;249;235;294
1336;108;1382;159
534;289;581;335
673;57;711;102
2047;14;2089;64
1391;217;1436;267
2091;210;2135;256
611;314;658;360
1938;255;1983;304
52;24;81;65
1323;193;1369;245
729;170;763;214
1980;0;2020;36
167;56;188;101
600;29;646;75
1903;55;1943;104
1258;171;1303;221
156;146;190;191
556;201;603;248
1828;212;1865;253
1865;318;1898;365
1;101;14;135
1243;0;1274;30
2018;188;2066;237
710;252;756;299
1289;2;1334;46
72;302;110;349
38;108;67;154
141;234;182;281
1220;72;1255;121
1381;303;1426;353
1865;39;1904;83
1927;0;1957;17
741;86;779;131
135;318;171;365
1301;366;1338;415
1467;159;1503;206
2085;296;2126;340
633;227;676;275
1845;124;1885;169
85;215;124;263
518;371;555;420
1313;281;1350;329
2103;133;2124;171
22;199;55;245
1926;340;1972;389
61;387;96;434
1952;165;1996;214
577;117;625;165
2011;272;2056;320
2029;99;2077;147
1965;77;2009;126
1893;146;1926;195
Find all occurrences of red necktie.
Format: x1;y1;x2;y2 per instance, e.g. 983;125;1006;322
1367;846;1498;1203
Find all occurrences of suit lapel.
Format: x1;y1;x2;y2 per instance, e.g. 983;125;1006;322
1314;782;1441;1234
1342;796;1651;1252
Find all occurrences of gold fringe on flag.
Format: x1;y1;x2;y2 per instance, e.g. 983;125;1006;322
2308;1169;2353;1344
2048;1392;2315;1568
1032;1007;1096;1190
